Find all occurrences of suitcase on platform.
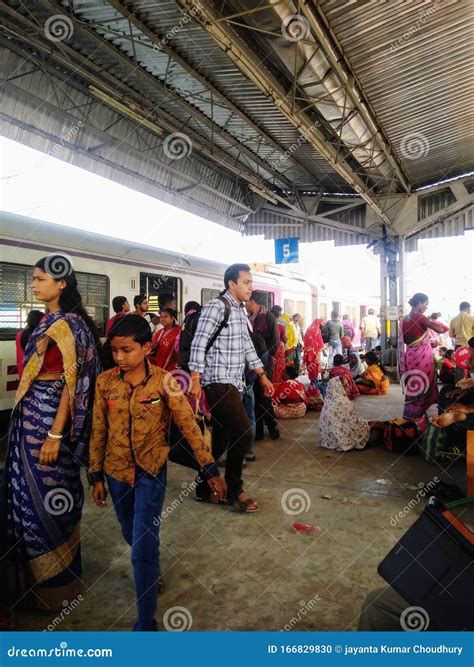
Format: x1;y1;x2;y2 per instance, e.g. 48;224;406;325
378;496;474;630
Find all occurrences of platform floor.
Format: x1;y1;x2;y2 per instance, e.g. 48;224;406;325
8;385;466;632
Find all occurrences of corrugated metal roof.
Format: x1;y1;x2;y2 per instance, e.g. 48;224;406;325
318;0;474;186
0;0;472;242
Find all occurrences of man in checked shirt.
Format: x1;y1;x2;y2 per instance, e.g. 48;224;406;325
189;263;274;512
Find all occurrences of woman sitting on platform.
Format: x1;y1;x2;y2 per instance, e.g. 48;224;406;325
356;351;390;395
349;351;365;380
439;349;456;385
319;378;386;451
329;354;360;399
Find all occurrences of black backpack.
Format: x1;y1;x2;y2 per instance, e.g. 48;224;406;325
178;296;231;372
321;322;331;343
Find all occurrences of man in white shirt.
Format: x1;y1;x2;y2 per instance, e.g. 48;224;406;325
360;309;381;352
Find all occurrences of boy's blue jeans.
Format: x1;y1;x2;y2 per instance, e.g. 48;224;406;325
106;465;167;631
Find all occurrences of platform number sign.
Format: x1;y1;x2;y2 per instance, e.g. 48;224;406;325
275;237;299;264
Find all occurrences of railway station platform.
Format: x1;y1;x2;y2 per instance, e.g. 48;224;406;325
8;384;465;632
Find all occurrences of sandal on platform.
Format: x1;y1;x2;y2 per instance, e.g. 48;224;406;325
232;497;258;513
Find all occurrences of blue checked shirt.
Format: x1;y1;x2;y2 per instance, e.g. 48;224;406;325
189;292;263;390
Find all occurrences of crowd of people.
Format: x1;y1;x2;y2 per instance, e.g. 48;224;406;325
3;255;473;633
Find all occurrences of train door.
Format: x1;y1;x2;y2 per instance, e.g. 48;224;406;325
140;273;181;316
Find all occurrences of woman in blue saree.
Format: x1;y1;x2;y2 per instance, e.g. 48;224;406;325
4;254;101;610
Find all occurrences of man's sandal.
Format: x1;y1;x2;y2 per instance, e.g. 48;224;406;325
232;497;258;513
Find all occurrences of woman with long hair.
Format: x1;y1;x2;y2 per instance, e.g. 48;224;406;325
4;254;101;610
399;293;448;418
149;307;181;372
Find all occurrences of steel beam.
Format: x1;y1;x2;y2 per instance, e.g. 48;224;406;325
179;0;397;228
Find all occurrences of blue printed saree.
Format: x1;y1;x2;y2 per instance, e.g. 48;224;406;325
4;312;100;609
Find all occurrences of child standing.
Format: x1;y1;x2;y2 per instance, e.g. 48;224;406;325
88;315;226;631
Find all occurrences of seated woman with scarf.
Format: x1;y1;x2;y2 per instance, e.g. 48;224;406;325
273;366;307;418
356;351;390;395
329;354;360;400
349;351;365;380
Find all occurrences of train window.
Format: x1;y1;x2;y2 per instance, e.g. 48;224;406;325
0;263;43;339
201;288;221;305
251;290;274;310
319;302;328;321
0;262;109;339
140;273;180;317
284;299;295;315
75;272;109;336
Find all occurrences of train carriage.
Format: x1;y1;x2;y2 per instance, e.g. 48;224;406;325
0;210;377;415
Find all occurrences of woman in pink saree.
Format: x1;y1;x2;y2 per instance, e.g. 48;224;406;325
303;318;324;382
399;293;449;419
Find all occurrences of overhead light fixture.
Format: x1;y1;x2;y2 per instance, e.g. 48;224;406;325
89;85;163;136
248;183;279;205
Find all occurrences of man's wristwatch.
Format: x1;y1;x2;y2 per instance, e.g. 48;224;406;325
258;371;267;378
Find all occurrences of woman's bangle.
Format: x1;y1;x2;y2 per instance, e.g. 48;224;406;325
47;431;63;441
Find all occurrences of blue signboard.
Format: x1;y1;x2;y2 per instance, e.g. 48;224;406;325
274;237;299;264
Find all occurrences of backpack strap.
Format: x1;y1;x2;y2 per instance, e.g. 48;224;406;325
205;295;231;353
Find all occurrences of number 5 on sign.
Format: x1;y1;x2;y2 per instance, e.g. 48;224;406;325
275;237;299;264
